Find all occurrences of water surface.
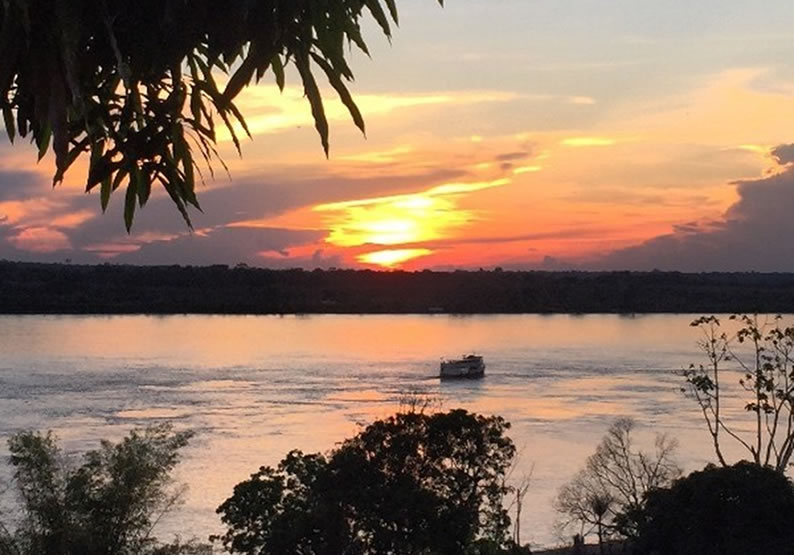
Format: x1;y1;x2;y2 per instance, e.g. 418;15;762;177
0;314;752;548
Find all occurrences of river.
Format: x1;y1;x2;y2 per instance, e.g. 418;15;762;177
0;314;755;548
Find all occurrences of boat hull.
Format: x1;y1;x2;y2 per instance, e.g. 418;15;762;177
440;356;485;379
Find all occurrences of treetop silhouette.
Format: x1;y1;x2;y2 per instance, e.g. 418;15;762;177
0;1;443;230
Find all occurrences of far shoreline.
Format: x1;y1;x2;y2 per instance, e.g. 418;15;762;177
3;261;794;315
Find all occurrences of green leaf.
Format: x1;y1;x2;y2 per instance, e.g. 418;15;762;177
311;53;366;136
383;0;400;25
271;55;285;91
183;153;197;207
53;138;88;186
36;123;51;161
158;175;193;229
3;106;15;143
226;101;251;139
295;54;329;156
136;165;151;206
190;84;203;127
104;168;126;212
217;108;241;155
344;22;371;56
124;178;137;232
16;106;27;137
222;54;257;107
365;0;393;37
100;175;112;213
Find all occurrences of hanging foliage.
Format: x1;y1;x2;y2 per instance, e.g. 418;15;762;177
0;0;443;230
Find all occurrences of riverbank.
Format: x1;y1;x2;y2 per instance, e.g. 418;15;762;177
3;261;794;314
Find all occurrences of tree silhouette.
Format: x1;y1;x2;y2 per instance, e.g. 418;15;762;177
216;409;518;555
1;424;194;555
0;1;443;230
685;314;794;472
555;419;680;547
634;462;794;555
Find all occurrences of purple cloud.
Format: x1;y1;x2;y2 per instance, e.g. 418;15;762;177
593;145;794;271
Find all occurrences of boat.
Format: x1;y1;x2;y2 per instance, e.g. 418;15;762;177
440;354;485;379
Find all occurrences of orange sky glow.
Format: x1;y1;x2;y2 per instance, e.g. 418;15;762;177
2;2;794;271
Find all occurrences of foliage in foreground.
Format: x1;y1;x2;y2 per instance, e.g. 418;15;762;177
0;424;194;555
685;314;794;472
215;408;520;555
555;418;680;547
633;461;794;555
0;0;443;230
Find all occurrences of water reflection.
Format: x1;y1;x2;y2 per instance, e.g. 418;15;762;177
0;313;749;548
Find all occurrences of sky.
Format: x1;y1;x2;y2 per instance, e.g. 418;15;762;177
3;0;794;271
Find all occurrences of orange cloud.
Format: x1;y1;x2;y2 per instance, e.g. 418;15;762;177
560;137;616;147
220;85;520;141
49;210;95;229
8;226;71;253
314;179;510;256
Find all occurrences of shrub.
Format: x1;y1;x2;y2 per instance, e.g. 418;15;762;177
634;461;794;555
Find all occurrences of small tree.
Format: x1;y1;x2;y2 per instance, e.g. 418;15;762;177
506;466;533;547
555;418;680;549
684;314;794;472
216;409;517;555
2;424;194;555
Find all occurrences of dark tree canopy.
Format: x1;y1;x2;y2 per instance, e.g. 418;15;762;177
0;0;442;230
215;409;517;555
634;462;794;555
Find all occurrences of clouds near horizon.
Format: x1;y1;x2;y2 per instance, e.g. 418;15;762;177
2;4;794;270
592;144;794;271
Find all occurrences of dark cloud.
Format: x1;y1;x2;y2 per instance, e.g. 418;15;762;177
114;227;324;267
564;188;717;209
495;149;534;172
0;227;99;263
771;144;794;165
2;120;475;267
495;151;532;162
0;164;467;266
71;166;467;243
0;169;49;201
594;148;794;271
540;255;576;271
256;248;343;270
398;227;611;250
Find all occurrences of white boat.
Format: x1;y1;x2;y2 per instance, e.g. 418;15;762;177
440;354;485;379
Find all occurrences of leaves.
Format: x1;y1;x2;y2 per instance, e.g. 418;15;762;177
6;424;193;554
0;0;435;230
686;314;794;472
295;52;330;156
217;409;516;555
124;174;137;232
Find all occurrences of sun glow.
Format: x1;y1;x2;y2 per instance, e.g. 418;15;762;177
358;249;432;267
561;137;616;147
513;165;542;175
313;178;510;257
318;195;467;247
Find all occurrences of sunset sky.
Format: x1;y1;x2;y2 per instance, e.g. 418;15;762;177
3;0;794;270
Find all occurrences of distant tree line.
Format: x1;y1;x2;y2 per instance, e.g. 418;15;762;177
3;262;794;314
